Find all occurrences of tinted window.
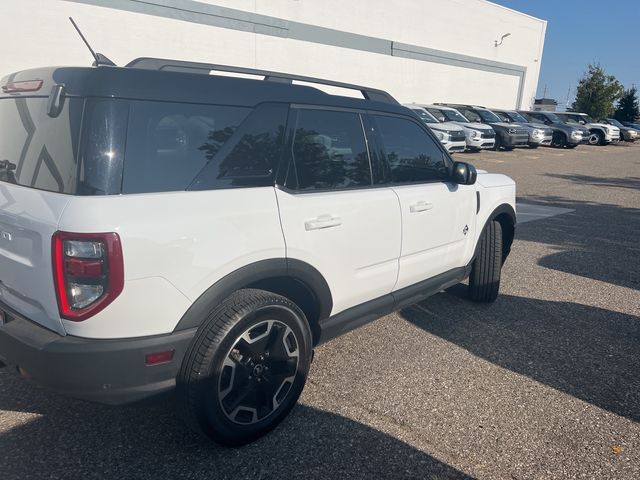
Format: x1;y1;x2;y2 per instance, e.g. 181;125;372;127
374;115;449;184
189;103;288;190
289;109;371;190
78;99;128;195
494;111;512;123
123;101;250;194
0;97;82;193
527;112;547;123
460;108;482;123
411;108;437;124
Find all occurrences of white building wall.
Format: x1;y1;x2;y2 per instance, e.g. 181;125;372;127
0;0;546;109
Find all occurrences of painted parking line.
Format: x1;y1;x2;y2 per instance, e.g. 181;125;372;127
516;203;574;224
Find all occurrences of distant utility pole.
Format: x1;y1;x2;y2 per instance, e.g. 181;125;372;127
542;84;547;98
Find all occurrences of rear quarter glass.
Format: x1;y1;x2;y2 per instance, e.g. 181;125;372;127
0;97;82;193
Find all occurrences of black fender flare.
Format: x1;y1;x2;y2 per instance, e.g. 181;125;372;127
173;258;333;331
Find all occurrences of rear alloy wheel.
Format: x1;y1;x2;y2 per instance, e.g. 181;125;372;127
588;131;604;145
468;220;503;302
177;289;312;446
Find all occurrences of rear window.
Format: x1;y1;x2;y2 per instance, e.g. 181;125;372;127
0;97;82;193
122;101;251;194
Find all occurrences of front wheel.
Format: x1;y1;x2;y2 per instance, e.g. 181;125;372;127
468;220;503;302
588;131;604;145
551;132;567;148
177;289;313;446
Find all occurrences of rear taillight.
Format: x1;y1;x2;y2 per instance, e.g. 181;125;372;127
52;231;124;321
1;80;43;93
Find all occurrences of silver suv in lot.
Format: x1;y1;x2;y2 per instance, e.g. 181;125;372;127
423;105;496;151
555;112;620;145
518;110;590;148
491;109;553;148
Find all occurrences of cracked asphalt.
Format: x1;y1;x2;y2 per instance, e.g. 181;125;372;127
1;142;639;479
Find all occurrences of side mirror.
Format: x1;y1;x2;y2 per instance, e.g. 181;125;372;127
452;161;477;185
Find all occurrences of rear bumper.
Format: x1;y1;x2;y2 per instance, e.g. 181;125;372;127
0;301;195;405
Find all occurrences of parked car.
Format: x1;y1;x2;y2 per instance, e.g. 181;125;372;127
518;110;590;148
404;104;467;153
437;104;529;150
423;104;496;151
620;120;640;130
0;58;516;446
555;112;620;145
491;109;553;148
600;118;637;142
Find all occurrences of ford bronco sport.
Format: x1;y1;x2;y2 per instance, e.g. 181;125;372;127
0;58;516;446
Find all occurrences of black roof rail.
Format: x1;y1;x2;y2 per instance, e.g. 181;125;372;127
125;57;399;105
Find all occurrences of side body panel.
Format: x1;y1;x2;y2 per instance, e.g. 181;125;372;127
58;187;285;338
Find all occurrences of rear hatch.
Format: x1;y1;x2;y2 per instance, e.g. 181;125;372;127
0;80;83;335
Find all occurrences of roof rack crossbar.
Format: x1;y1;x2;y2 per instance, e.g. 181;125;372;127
125;57;398;105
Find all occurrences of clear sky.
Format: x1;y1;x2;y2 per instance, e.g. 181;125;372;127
489;0;640;110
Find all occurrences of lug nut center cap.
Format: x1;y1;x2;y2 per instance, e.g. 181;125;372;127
253;364;265;377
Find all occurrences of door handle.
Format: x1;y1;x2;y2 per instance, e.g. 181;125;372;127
409;201;433;213
305;215;342;231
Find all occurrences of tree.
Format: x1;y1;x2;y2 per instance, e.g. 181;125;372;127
570;64;623;120
613;87;639;122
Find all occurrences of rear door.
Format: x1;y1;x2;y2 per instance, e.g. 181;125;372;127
370;113;476;291
275;106;401;315
0;94;84;334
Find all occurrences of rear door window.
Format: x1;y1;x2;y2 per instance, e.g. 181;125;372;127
287;108;371;191
373;114;449;184
0;97;82;193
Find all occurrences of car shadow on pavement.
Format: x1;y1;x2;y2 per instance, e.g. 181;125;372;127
401;288;640;423
544;173;640;190
515;195;640;290
0;370;471;480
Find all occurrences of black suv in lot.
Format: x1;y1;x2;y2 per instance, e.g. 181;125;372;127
438;104;529;150
518;110;590;148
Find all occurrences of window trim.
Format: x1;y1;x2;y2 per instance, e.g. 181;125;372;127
367;111;454;187
280;105;377;194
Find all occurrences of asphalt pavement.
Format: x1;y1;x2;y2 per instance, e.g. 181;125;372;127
1;141;639;479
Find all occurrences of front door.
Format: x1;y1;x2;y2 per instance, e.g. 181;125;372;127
370;113;476;291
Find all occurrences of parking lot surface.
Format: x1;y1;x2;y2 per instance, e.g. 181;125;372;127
1;142;639;479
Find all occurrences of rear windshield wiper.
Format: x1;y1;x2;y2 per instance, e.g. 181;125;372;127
0;159;18;184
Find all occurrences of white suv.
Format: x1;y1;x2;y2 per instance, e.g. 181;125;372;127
0;58;516;446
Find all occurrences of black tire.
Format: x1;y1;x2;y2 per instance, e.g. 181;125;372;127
588;131;604;146
566;144;578;149
177;289;313;446
551;132;567;148
529;144;539;149
503;146;515;151
468;220;503;302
